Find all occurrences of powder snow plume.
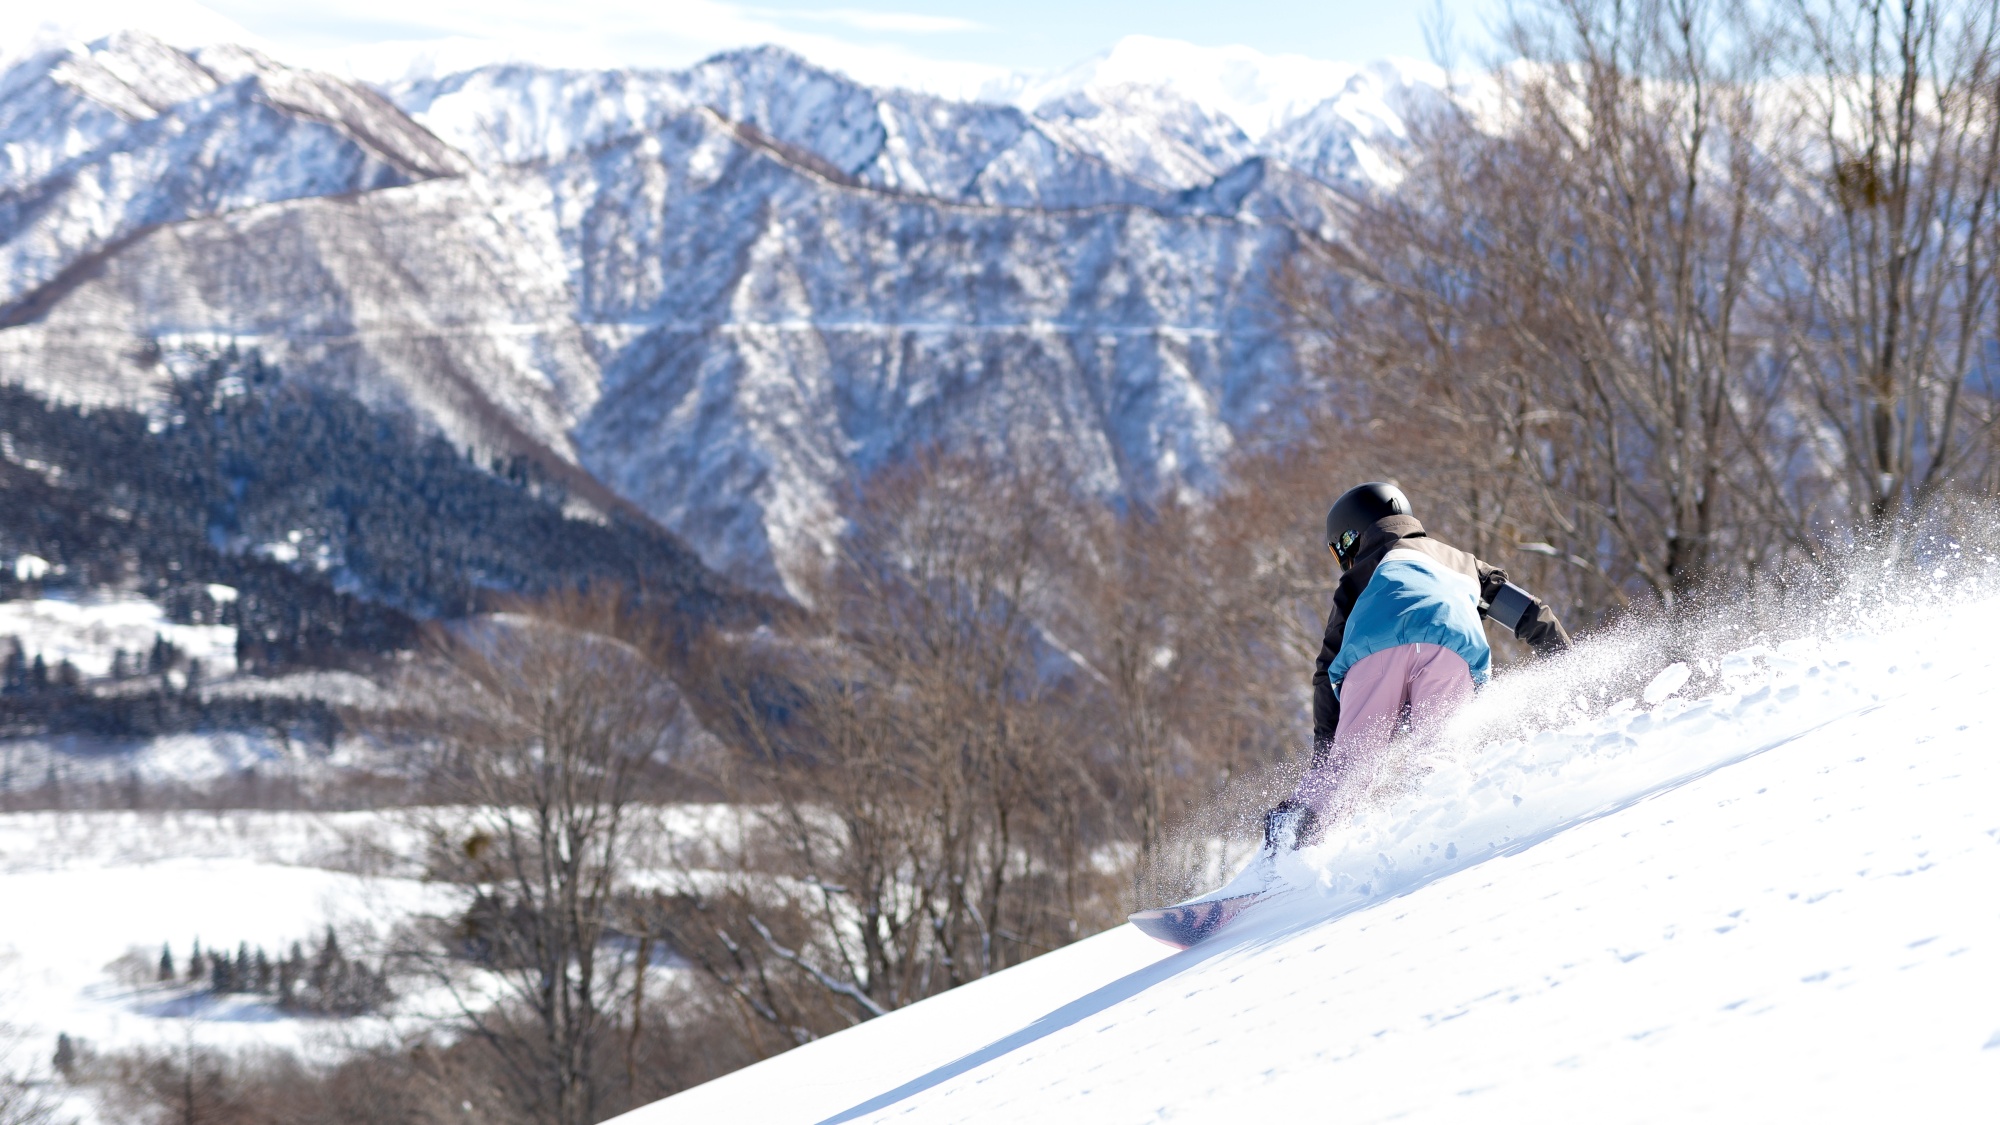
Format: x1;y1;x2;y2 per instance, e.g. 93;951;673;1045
1255;534;2000;934
635;535;2000;1122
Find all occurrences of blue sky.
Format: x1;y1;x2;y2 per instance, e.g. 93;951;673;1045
24;0;1501;91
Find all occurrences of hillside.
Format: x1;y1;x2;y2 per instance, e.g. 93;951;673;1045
0;32;1433;597
0;357;756;787
626;584;2000;1123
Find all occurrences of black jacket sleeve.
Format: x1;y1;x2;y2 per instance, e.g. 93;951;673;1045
1477;567;1572;655
1310;566;1370;760
1310;615;1342;763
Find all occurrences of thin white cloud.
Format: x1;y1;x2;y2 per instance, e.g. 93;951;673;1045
767;8;987;34
204;0;1005;94
5;0;1005;99
0;0;269;64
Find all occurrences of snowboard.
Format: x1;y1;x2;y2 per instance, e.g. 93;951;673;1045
1128;854;1285;950
1128;889;1271;949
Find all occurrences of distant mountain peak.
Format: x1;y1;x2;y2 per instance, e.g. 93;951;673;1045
39;30;219;121
990;34;1447;155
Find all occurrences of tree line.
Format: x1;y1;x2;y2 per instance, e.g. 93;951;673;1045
148;931;394;1016
1281;0;2000;623
0;352;773;791
0;350;759;666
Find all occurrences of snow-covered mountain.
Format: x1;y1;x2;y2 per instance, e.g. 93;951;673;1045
0;32;1439;596
0;31;465;310
625;579;2000;1123
1001;35;1442;186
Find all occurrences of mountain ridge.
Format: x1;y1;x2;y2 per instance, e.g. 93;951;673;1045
0;31;1434;596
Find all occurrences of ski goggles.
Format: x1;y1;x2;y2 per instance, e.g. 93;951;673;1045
1332;528;1361;568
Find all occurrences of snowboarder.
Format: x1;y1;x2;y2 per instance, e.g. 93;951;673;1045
1265;483;1571;851
1128;482;1576;948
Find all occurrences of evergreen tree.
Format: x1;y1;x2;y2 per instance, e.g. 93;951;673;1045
52;1033;76;1079
186;941;205;982
277;944;300;1007
309;926;339;995
157;943;174;982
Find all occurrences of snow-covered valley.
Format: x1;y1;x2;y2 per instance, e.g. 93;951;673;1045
627;581;2000;1123
0;810;442;1059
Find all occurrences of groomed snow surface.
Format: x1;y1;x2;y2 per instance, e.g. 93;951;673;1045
631;576;2000;1124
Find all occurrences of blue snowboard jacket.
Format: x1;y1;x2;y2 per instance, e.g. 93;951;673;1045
1311;515;1569;750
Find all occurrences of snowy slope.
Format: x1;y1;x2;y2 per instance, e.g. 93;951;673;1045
626;582;2000;1123
0;591;236;679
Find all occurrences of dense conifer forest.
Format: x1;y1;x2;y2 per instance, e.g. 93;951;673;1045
0;353;755;741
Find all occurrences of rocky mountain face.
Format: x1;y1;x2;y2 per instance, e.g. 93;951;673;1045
0;33;1435;598
0;33;465;309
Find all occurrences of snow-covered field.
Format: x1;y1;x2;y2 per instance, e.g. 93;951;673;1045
0;811;442;1058
631;579;2000;1123
0;732;368;790
0;804;726;1068
0;591;237;679
0;588;402;788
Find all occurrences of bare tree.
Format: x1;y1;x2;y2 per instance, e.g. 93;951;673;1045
663;454;1126;1042
1771;0;2000;524
1277;0;2000;616
0;1022;65;1125
406;590;687;1125
1242;4;2000;878
1037;484;1319;902
1053;501;1203;869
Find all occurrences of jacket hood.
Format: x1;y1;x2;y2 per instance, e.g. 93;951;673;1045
1353;514;1425;563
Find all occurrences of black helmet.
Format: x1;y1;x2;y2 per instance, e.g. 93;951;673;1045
1325;482;1411;567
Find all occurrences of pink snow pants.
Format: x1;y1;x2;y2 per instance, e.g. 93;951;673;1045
1294;642;1475;822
